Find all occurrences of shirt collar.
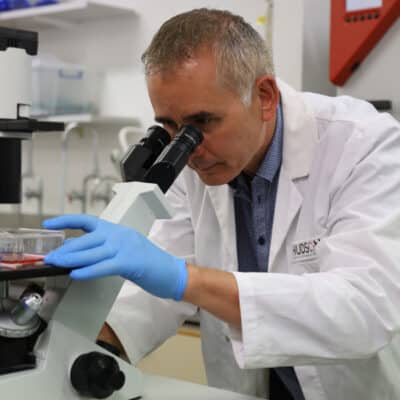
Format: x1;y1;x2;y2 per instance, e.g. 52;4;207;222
229;101;283;189
255;100;283;182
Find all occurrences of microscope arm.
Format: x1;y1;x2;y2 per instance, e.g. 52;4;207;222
53;181;174;342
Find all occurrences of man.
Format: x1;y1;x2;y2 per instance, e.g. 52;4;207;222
43;8;400;400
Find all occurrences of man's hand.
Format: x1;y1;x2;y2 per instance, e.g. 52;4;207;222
43;214;188;301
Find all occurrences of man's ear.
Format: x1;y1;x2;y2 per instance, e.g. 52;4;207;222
255;75;280;121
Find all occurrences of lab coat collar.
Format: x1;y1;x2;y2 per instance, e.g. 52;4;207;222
206;80;318;271
278;79;319;180
267;79;318;268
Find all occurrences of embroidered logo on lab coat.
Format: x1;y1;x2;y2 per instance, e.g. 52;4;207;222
292;237;321;263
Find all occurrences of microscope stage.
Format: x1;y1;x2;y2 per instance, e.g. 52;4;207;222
0;263;70;281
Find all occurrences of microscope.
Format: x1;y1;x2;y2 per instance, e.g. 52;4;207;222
0;26;261;400
0;25;204;400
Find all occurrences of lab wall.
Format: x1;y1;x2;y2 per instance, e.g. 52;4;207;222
337;19;400;120
1;0;335;219
272;0;335;95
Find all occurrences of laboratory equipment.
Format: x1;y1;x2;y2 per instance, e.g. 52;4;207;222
331;0;400;120
110;126;144;177
0;27;64;203
330;0;400;86
31;56;101;116
0;121;195;397
121;125;171;182
0;26;260;400
0;228;64;265
121;124;202;193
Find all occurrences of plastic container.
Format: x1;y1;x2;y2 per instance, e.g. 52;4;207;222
31;56;101;117
0;228;65;264
0;0;10;11
8;0;59;10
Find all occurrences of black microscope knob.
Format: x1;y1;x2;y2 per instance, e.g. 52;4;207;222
70;351;125;399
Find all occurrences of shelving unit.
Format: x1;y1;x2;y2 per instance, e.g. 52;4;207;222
0;1;143;132
0;0;138;29
40;113;142;131
41;113;140;125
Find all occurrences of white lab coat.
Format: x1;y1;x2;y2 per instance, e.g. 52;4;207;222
107;81;400;400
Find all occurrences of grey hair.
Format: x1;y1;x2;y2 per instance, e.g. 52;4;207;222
141;8;274;106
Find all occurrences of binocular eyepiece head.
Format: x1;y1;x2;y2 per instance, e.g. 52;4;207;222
121;124;203;193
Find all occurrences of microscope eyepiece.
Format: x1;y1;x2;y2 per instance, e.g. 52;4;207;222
144;125;203;193
140;125;171;155
120;125;171;182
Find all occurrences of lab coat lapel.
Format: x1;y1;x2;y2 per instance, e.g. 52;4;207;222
268;167;302;270
207;184;238;271
268;80;319;270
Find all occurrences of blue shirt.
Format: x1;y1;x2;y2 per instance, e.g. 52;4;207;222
230;103;305;400
230;102;283;273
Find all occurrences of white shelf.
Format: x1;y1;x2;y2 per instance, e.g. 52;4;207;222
40;113;141;128
0;0;138;29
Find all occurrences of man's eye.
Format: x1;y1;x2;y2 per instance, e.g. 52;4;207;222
195;116;212;125
193;116;219;130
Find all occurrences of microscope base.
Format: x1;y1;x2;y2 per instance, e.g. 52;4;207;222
0;319;143;399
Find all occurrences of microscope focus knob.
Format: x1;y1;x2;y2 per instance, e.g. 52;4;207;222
70;351;125;399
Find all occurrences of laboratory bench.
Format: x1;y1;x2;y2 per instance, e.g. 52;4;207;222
141;373;261;400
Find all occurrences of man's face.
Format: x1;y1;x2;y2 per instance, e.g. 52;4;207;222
146;51;279;185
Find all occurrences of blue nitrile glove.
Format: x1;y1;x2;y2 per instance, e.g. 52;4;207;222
42;214;188;301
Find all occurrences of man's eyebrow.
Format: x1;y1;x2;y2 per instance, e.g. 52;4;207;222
154;116;178;128
155;111;219;128
182;111;215;123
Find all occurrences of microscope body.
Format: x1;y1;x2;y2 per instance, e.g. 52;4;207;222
0;29;203;398
0;26;147;399
0;181;173;399
0;121;200;399
0;25;259;400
